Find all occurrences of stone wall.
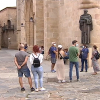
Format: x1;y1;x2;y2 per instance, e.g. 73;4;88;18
58;0;100;49
44;0;59;55
17;0;100;55
58;0;82;49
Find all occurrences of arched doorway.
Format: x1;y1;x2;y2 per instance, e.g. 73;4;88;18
7;20;11;28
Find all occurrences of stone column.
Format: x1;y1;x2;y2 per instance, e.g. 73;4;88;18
33;0;44;46
88;48;92;67
25;0;34;52
0;26;1;50
20;0;26;43
17;0;21;49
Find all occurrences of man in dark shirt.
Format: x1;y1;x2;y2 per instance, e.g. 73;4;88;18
14;44;35;92
50;42;57;73
80;44;89;72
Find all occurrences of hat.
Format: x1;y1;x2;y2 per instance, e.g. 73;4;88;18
58;45;62;48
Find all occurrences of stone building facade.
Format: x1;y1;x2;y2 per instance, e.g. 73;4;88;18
17;0;100;55
0;7;17;49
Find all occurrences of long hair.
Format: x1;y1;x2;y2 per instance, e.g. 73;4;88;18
58;48;62;59
93;45;97;50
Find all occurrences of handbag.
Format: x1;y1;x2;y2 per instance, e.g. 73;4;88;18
79;50;82;59
79;53;82;58
59;53;64;59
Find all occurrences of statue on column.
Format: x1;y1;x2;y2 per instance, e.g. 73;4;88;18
79;9;93;44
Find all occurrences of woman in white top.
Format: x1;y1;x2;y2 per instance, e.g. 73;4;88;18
30;45;45;92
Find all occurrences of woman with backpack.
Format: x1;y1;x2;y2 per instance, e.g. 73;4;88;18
91;45;100;75
30;45;46;92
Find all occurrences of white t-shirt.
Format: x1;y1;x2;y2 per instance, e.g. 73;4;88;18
30;53;43;65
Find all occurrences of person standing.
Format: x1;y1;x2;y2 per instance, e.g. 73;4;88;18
30;45;46;92
39;46;44;54
14;44;35;92
63;48;69;64
91;45;100;75
69;40;79;82
50;42;57;73
56;45;66;83
24;43;28;52
80;44;89;72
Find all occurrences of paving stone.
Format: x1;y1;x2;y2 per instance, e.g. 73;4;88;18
1;49;100;100
49;98;63;100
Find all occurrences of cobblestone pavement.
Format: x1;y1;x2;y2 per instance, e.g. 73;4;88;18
0;49;100;100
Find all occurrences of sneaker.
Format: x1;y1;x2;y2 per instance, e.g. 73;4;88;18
62;80;66;83
77;79;80;82
35;89;39;92
80;71;83;72
51;70;56;73
21;87;25;92
58;80;61;83
39;87;46;91
31;87;35;92
70;80;72;82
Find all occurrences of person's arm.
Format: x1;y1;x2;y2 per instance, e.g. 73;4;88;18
53;47;57;54
20;56;28;67
87;49;89;59
30;54;34;64
77;49;79;56
40;54;43;64
91;51;94;59
14;57;21;69
53;50;57;54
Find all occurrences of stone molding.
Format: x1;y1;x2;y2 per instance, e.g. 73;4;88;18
80;0;99;9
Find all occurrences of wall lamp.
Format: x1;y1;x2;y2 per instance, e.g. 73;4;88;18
30;17;34;23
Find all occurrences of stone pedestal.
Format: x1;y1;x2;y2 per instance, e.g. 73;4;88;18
0;29;1;50
88;48;92;67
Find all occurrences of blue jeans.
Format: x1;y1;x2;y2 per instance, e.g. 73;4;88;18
69;62;79;80
81;59;88;71
31;65;43;89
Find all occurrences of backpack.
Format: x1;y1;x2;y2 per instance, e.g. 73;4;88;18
32;54;40;67
94;51;100;60
79;50;82;59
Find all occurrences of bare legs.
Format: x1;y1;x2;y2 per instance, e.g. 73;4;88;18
19;77;33;88
51;63;55;70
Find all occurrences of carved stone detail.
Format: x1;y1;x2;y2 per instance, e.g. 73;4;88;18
80;0;99;9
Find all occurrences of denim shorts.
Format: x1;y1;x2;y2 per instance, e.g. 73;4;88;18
18;67;31;77
51;58;56;64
